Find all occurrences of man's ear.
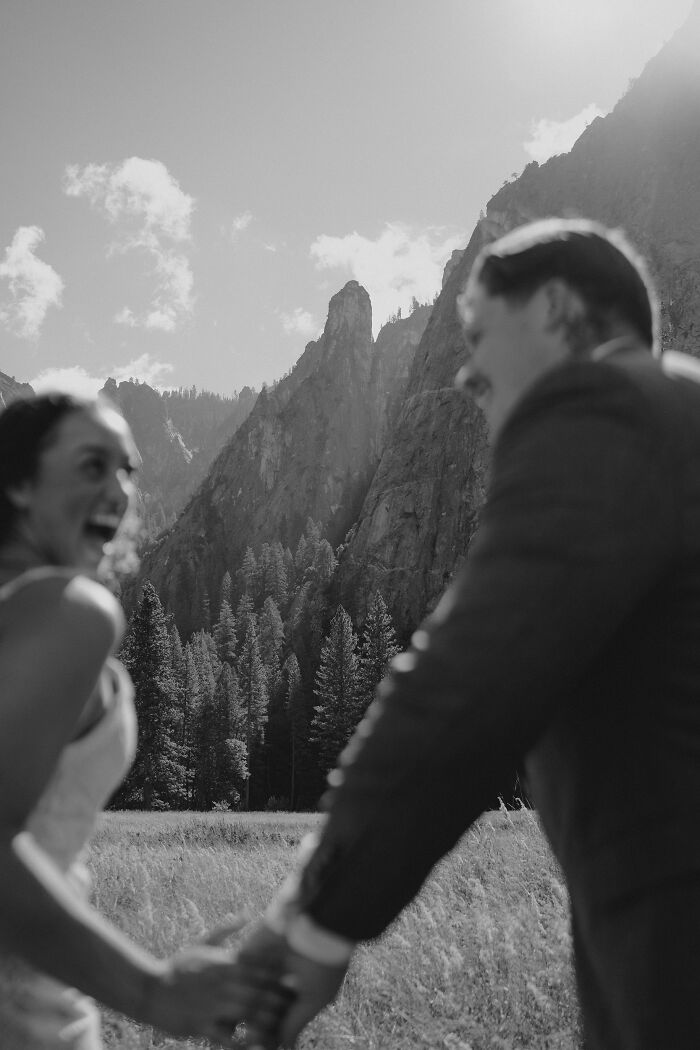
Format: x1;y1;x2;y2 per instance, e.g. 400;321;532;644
541;279;587;334
5;482;33;511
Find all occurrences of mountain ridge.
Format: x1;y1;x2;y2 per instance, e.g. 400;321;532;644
135;283;432;633
334;4;700;632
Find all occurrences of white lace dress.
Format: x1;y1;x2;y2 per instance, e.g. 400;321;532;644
0;641;137;1049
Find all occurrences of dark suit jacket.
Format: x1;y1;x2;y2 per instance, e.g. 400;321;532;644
295;346;700;944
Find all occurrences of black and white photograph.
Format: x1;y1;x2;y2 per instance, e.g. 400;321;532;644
0;2;699;1048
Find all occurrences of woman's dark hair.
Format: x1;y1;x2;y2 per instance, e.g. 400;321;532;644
0;392;91;544
471;218;658;351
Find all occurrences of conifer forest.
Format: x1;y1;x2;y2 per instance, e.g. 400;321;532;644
114;520;402;812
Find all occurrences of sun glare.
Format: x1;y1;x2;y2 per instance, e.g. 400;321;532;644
510;0;691;64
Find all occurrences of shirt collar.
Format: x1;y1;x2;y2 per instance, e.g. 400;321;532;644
589;336;643;362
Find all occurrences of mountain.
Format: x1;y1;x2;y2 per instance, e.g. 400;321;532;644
0;370;33;406
128;5;700;641
161;385;257;470
136;282;431;634
335;2;700;634
101;379;256;538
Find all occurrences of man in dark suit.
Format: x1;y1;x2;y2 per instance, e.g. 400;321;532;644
240;218;700;1050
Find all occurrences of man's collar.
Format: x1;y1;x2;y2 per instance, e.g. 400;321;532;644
589;336;644;362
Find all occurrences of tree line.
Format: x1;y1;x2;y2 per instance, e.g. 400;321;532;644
112;520;401;811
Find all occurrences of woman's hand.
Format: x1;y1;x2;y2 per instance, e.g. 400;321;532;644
140;919;293;1046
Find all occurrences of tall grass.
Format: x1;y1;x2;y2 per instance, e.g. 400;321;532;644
89;807;581;1049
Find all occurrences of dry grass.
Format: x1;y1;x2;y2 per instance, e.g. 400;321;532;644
88;807;582;1050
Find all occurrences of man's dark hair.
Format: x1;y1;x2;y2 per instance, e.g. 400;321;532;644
0;392;88;544
471;218;658;351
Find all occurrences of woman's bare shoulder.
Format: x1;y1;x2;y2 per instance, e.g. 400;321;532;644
0;568;124;641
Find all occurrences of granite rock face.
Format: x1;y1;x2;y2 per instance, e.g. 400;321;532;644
102;378;256;538
0;371;33;407
335;229;490;634
335;3;700;635
103;378;195;532
137;282;430;634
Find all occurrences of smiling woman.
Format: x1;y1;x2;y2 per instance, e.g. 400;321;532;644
0;395;139;575
0;393;290;1049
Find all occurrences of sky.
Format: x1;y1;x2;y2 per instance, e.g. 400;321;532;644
0;0;693;397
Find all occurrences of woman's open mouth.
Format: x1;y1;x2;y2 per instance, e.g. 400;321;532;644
83;515;120;545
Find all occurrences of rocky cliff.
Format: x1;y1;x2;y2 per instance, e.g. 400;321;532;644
136;282;430;634
101;379;256;539
335;2;700;634
102;378;195;536
0;370;33;406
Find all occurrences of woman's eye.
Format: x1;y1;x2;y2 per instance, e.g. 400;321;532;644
81;457;106;479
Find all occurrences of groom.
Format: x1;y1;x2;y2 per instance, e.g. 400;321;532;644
239;218;700;1050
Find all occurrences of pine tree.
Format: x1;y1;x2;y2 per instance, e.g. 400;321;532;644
283;547;296;593
294;534;309;577
205;663;248;808
219;570;233;615
295;519;323;578
191;629;220;689
169;624;188;764
258;596;285;679
312;539;337;588
181;643;200;803
189;630;223;807
235;591;256;648
311;605;359;773
238;620;269;808
260;541;288;609
169;623;186;715
203;629;222;681
214;599;237;665
284;653;303;808
115;582;187;808
238;546;259;603
356;591;401;719
170;623;186;681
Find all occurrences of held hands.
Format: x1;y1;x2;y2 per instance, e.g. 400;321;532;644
235;922;351;1049
139;918;293;1048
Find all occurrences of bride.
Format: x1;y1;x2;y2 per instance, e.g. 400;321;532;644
0;392;286;1049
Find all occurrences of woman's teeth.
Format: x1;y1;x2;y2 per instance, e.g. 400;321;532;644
85;516;120;542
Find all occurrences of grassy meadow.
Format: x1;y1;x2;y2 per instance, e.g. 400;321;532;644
89;807;582;1050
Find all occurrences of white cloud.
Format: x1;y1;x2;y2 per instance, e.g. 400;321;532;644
524;104;606;163
145;249;194;331
230;210;253;239
64;157;192;239
0;226;64;339
64;157;195;331
310;222;464;333
279;307;319;339
111;353;175;387
30;366;105;398
29;353;174;397
114;306;137;327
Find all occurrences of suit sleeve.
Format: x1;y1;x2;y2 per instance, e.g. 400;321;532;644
296;362;679;941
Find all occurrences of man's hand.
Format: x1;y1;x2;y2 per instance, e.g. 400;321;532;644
236;922;350;1049
276;947;348;1048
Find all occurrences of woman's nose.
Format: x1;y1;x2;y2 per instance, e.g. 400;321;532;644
107;468;134;510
